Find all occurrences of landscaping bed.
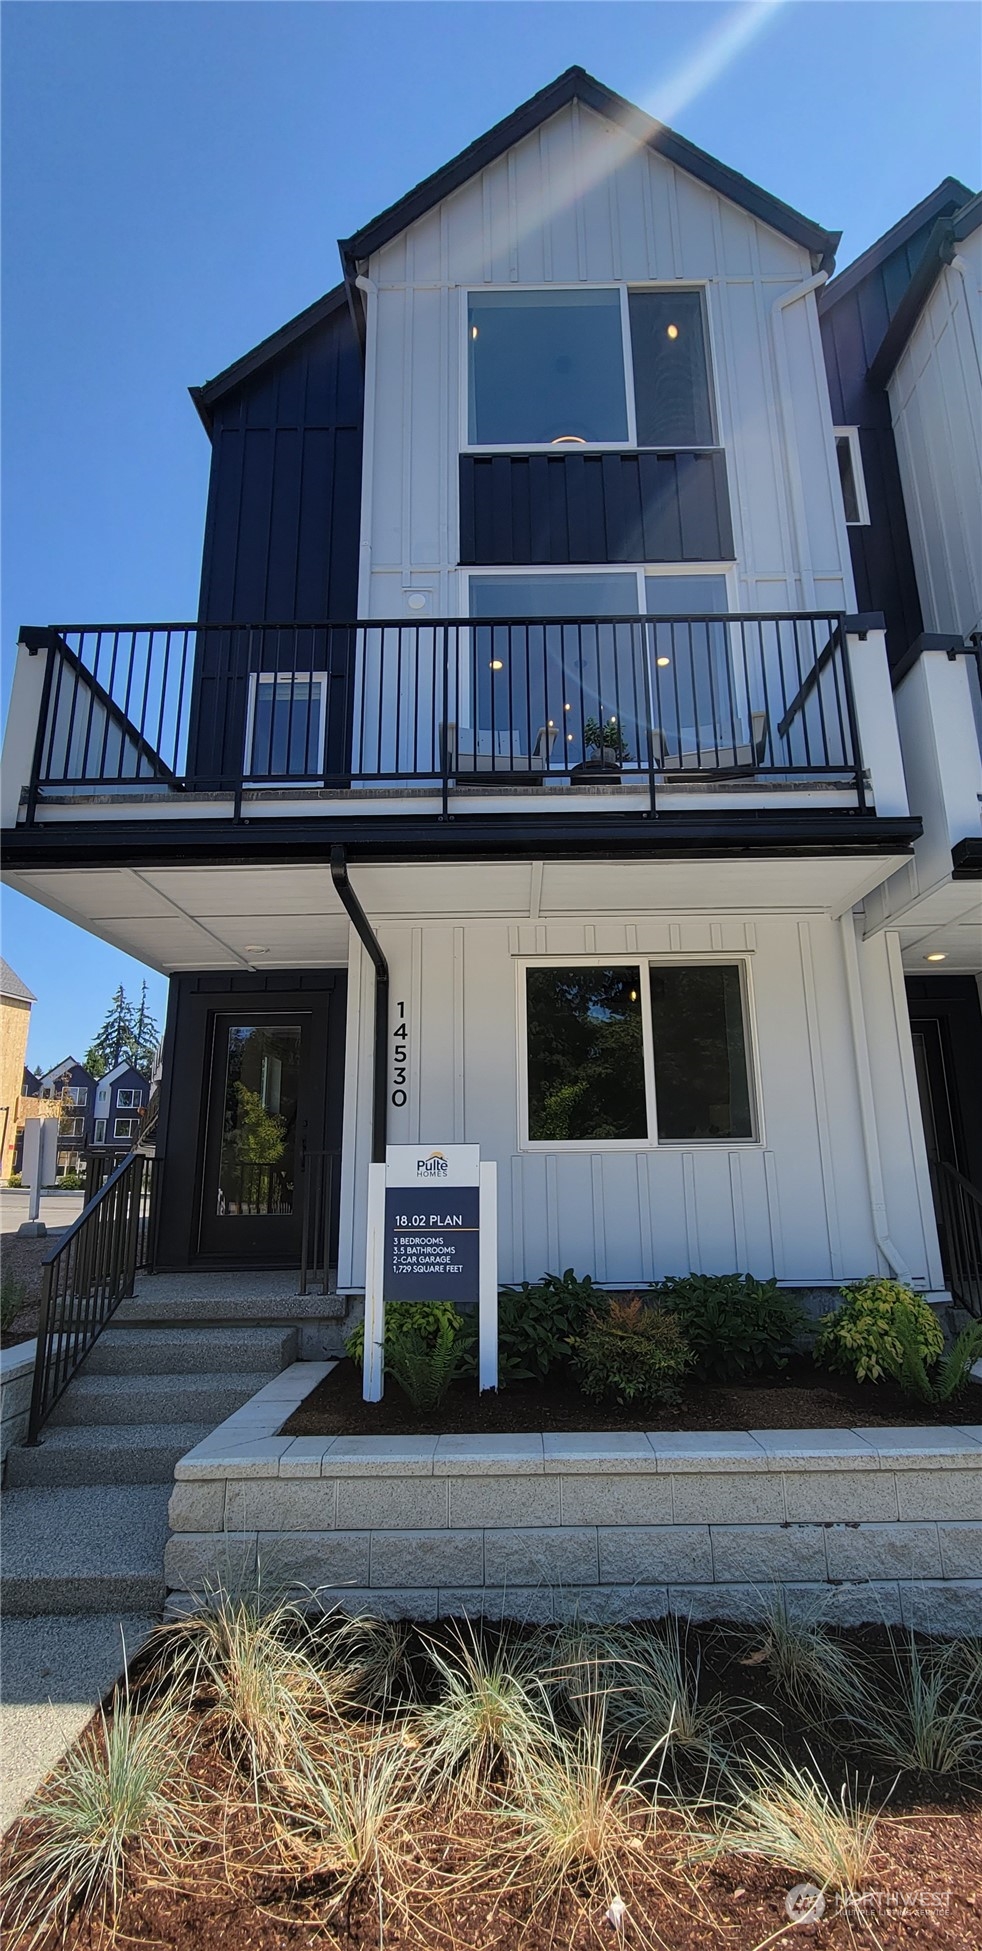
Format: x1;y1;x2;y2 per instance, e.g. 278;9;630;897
282;1356;982;1436
3;1611;980;1950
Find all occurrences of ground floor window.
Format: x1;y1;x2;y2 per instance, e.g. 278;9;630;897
523;961;755;1146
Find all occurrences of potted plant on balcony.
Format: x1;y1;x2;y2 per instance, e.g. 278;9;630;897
572;715;632;782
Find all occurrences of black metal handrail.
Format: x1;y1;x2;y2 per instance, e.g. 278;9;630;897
26;1150;156;1441
299;1147;339;1297
18;611;867;819
932;1159;982;1320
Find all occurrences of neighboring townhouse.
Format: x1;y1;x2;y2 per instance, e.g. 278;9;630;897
0;958;35;1179
91;1060;150;1158
0;68;958;1310
821;184;982;1313
35;1057;96;1178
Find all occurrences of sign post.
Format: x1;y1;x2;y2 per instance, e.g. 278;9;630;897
363;1144;498;1400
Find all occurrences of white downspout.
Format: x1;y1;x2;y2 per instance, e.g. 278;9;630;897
771;271;828;612
838;909;912;1280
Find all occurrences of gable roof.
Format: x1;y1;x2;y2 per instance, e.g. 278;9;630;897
38;1057;85;1085
866;187;980;388
98;1059;149;1088
0;957;35;1004
820;176;974;313
339;65;839;276
190;284;351;434
191;63;840;423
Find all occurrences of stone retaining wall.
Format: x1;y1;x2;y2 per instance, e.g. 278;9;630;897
166;1364;982;1631
0;1340;36;1465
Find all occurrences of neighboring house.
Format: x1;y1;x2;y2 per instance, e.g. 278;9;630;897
35;1057;97;1178
0;67;967;1305
0;958;36;1180
821;185;982;1308
91;1060;150;1157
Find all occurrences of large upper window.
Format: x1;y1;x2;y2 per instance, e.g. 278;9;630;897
467;287;715;449
524;962;755;1146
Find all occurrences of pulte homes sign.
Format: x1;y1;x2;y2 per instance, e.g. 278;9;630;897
363;1144;497;1400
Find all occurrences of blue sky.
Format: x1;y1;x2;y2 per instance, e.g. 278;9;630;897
2;0;979;1067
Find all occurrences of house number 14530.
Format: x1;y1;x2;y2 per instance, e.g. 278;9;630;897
391;1000;408;1107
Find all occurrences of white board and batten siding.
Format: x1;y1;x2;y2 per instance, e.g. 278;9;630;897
889;230;982;642
336;891;944;1296
359;98;854;622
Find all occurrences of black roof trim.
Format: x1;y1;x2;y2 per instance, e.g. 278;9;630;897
189;284;351;434
0;811;921;874
953;191;982;241
819;177;974;313
952;837;982;879
891;633;972;687
866;217;957;389
339;65;839;276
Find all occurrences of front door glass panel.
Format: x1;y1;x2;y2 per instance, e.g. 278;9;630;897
217;1025;301;1217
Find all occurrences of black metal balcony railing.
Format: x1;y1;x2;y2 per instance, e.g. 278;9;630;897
19;613;866;819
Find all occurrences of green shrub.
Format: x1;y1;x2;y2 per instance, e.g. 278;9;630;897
654;1272;805;1383
570;1295;692;1408
1;1274;28;1332
57;1170;86;1191
384;1321;468;1413
345;1300;470;1369
496;1269;600;1383
815;1277;944;1384
882;1314;982;1406
5;1172;22;1188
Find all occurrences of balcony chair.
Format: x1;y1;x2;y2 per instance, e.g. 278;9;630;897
440;722;558;783
649;710;768;775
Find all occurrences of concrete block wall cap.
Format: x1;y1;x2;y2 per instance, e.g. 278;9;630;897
749;1429;880;1471
543;1432;660;1473
854;1427;982;1463
174;1438;292;1479
645;1432;768;1470
278;1439;336;1478
433;1433;545;1475
244;1363;335;1402
958;1424;982;1440
0;1339;37;1381
318;1437;440;1477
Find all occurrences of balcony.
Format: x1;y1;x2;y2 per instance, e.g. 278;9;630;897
9;612;875;825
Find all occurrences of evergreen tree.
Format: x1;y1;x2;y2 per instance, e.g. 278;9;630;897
130;980;160;1076
84;985;137;1078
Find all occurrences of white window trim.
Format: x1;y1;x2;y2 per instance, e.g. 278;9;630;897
61;1117;85;1137
516;953;762;1152
114;1117;140;1139
65;1086;88;1106
242;671;328;783
462;563;737;616
93;1119;107;1144
833;427;870;526
117;1088;143;1110
461;282;720;455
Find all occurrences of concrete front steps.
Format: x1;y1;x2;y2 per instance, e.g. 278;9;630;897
2;1322;298;1610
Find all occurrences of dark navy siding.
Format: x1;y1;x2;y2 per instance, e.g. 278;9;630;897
819;215;940;671
189;306;363;784
459;449;733;565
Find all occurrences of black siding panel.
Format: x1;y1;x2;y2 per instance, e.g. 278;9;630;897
819;217;940;671
189;309;363;785
459;450;732;566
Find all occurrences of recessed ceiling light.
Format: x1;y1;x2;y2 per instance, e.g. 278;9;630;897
924;952;947;962
666;323;679;340
489;658;504;670
656;656;671;667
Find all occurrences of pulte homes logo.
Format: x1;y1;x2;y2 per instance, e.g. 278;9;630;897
416;1152;449;1178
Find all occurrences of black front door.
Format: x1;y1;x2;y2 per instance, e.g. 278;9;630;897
198;1011;323;1262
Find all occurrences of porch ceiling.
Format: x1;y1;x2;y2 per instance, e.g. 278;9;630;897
5;852;915;974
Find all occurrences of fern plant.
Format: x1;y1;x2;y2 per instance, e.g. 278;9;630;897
384;1320;467;1413
882;1313;982;1406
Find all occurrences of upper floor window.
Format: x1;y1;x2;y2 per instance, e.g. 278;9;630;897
834;428;869;526
65;1085;88;1107
467;287;715;450
117;1088;143;1110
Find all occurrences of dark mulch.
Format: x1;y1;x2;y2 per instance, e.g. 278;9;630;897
5;1622;982;1951
282;1355;982;1437
0;1232;58;1346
